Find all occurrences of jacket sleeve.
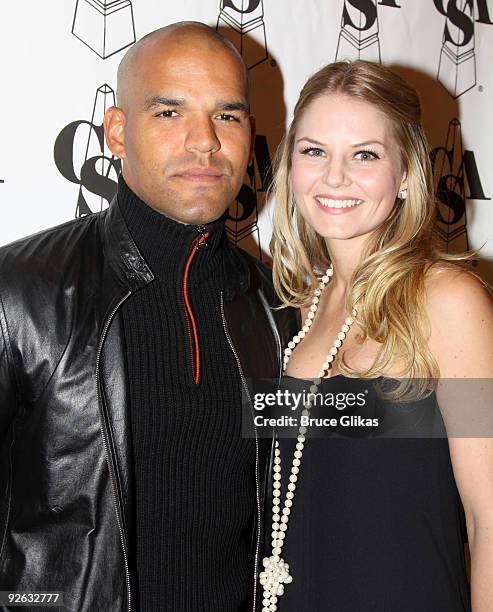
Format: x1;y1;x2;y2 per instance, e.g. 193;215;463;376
0;296;17;441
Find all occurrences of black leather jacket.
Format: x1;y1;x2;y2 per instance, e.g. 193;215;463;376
0;198;297;611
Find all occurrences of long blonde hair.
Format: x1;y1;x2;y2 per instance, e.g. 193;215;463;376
271;60;469;392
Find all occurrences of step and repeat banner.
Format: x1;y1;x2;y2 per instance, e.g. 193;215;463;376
1;1;492;283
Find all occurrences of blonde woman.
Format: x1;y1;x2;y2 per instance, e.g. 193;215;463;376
263;61;493;612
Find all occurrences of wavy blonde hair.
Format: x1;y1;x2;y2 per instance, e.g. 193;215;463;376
270;60;470;396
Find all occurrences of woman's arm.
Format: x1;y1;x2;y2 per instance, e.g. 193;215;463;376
427;268;493;612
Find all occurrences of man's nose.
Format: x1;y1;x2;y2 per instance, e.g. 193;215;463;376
322;157;350;188
185;116;221;155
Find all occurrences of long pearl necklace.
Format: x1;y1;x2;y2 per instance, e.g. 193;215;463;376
259;266;357;612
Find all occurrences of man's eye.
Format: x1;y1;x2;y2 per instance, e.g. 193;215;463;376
218;113;239;122
354;149;379;161
157;110;178;118
301;147;324;157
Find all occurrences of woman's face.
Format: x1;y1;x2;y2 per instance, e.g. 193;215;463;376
290;93;407;242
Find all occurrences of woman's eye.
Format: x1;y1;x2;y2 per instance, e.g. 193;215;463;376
354;149;379;161
301;147;324;157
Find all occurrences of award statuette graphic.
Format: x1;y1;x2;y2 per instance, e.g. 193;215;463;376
216;0;268;70
226;135;272;260
53;84;121;218
72;0;136;59
431;118;469;253
437;0;476;98
335;0;381;62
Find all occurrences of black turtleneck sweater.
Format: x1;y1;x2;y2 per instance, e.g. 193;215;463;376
118;178;256;612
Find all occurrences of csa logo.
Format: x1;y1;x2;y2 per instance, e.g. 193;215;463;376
431;117;490;252
226;135;272;259
216;0;268;70
335;0;401;62
217;0;271;258
434;0;493;98
72;0;136;59
54;84;121;217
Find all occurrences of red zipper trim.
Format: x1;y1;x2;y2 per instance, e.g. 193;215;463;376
182;232;209;385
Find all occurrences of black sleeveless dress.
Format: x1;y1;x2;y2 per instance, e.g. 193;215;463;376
276;376;471;612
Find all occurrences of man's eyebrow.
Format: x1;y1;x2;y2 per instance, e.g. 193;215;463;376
217;100;250;114
143;96;186;111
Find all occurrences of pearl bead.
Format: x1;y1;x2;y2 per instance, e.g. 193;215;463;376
266;264;358;609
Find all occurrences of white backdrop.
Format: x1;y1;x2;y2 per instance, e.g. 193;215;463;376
1;0;492;283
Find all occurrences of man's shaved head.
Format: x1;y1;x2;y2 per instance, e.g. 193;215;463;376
104;20;254;225
117;22;249;112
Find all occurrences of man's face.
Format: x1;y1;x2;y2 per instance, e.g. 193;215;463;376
108;39;253;225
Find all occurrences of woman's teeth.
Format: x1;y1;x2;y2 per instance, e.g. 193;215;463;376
316;197;363;209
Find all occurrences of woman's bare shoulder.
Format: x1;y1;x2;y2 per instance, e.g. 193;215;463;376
424;263;493;377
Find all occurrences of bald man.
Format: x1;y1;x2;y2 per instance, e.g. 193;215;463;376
0;22;296;612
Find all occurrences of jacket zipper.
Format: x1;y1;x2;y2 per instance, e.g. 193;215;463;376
182;228;209;385
220;292;261;612
95;291;133;612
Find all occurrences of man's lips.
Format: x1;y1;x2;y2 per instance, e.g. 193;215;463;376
174;167;224;182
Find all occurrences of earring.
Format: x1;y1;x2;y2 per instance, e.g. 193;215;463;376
398;188;407;200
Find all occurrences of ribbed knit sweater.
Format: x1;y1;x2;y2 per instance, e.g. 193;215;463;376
118;178;256;612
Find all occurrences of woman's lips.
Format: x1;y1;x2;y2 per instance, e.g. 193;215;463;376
315;196;363;214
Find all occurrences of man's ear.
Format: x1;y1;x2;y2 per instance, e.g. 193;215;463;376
248;114;256;165
104;106;126;159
